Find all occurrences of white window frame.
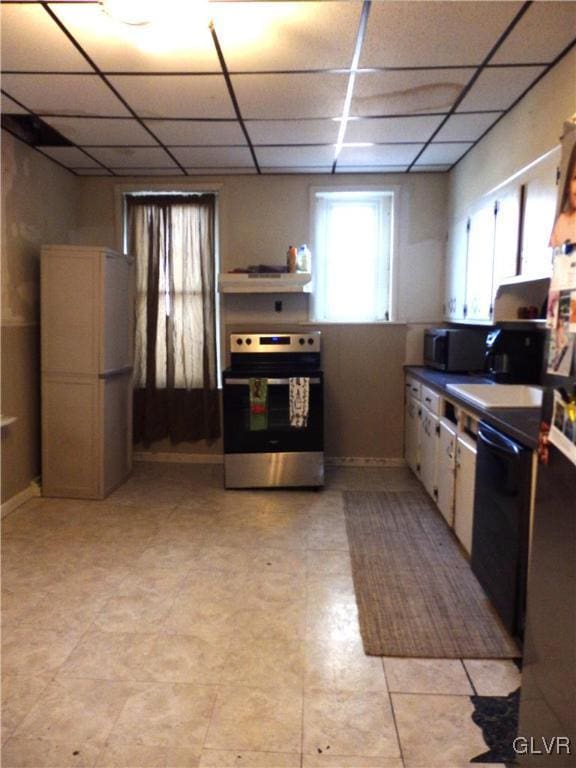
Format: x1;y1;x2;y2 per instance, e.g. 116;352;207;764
309;185;399;323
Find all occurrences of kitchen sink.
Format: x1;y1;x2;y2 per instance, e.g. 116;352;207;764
445;383;543;409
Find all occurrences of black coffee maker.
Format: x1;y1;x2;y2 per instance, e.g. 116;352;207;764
484;329;545;384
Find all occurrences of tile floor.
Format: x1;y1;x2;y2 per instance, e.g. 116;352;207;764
1;463;521;768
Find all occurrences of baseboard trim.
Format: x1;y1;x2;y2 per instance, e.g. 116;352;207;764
134;451;224;465
325;457;407;468
1;479;41;518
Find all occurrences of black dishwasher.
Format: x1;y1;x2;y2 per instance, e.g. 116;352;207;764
471;421;532;642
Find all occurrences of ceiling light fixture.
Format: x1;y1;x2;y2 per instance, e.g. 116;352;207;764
99;0;157;26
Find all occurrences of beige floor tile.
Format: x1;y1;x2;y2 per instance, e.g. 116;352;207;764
199;750;301;767
305;636;388;693
90;592;176;633
303;690;400;758
303;756;403;767
1;590;47;626
17;590;110;633
59;631;156;681
1;737;102;767
205;686;302;753
108;683;217;749
1;626;82;676
1;675;54;737
140;634;229;684
193;545;306;574
95;740;203;767
239;571;307;610
14;677;137;745
306;550;352;577
134;542;205;570
220;634;304;690
391;693;488;767
232;602;307;644
164;595;238;642
463;659;521;696
383;658;473;695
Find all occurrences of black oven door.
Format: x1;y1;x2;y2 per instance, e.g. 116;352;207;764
223;374;323;454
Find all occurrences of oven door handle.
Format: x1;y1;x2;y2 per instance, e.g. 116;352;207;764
225;378;321;385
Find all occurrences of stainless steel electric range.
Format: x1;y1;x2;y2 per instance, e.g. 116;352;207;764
222;332;324;489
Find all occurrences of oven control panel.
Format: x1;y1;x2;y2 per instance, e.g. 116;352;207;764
230;332;321;353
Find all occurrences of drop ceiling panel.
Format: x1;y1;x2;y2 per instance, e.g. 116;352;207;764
0;4;92;72
38;146;101;168
338;144;424;166
255;146;335;168
344;115;445;143
352;69;472;117
112;168;186;176
456;66;547;112
260;167;332;174
247;119;339;145
49;3;221;73
183;167;258;175
491;2;576;64
231;73;348;119
415;143;473;165
170;146;253;167
360;1;523;67
1;74;131;117
74;168;114;176
433;112;503;142
87;146;179;168
144;120;245;146
411;165;452;173
108;75;235;118
211;1;360;71
1;95;29;115
336;165;409;173
41;116;157;146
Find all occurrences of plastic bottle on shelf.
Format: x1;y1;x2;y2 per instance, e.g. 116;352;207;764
296;244;311;273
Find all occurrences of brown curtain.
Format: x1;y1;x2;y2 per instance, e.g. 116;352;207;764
127;194;220;446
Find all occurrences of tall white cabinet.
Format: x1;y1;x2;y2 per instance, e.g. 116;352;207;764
41;245;134;499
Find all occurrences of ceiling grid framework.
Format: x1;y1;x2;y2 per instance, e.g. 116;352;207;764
1;0;575;176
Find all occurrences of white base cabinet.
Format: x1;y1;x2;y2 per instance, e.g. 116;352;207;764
419;404;439;501
436;418;457;527
454;433;477;556
404;395;421;476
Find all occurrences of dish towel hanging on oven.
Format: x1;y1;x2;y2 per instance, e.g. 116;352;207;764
249;378;268;431
289;377;309;428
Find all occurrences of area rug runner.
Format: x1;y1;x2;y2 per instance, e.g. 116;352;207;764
343;490;521;659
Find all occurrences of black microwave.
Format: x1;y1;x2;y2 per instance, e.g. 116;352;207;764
423;328;488;372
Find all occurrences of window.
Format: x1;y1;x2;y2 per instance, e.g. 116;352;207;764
312;189;394;322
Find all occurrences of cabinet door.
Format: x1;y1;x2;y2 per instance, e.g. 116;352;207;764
404;395;420;475
436;418;457;527
102;251;134;373
454;434;477;556
492;188;521;298
419;405;439;501
465;205;496;321
444;218;469;321
520;151;558;277
102;371;133;496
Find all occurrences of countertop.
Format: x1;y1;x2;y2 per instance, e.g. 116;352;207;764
405;366;542;449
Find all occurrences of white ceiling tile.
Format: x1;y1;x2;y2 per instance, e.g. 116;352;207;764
112;168;186;176
352;70;472;117
41;116;157;146
410;166;452;173
433;112;503;142
492;2;576;64
247;119;339;145
260;167;332;174
144;120;245;146
456;66;546;112
1;74;131;117
185;167;258;175
344;115;445;143
255;146;334;167
73;168;114;176
337;144;423;166
360;1;523;67
232;73;348;119
39;146;101;168
108;75;235;118
171;146;253;167
49;2;220;72
415;143;473;165
87;146;179;168
335;165;409;173
0;4;92;72
1;94;29;114
210;1;360;71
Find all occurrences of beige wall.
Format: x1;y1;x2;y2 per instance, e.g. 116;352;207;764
74;172;447;459
449;48;576;222
1;133;78;503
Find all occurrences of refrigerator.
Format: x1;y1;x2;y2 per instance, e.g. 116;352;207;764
41;245;134;499
517;248;576;760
